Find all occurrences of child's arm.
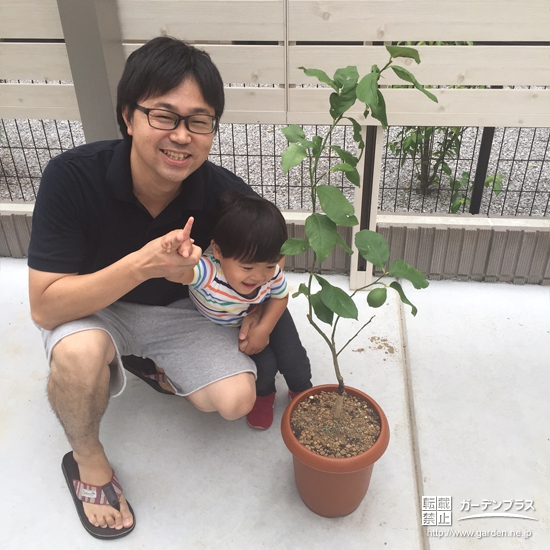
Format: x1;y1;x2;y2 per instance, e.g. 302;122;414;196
239;257;289;354
238;295;288;356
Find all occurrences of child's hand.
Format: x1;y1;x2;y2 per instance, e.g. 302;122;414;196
162;217;195;257
238;312;270;355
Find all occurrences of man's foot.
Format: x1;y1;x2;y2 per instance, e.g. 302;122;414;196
62;452;135;539
246;393;276;429
77;453;133;529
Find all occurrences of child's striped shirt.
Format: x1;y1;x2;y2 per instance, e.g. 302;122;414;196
188;253;288;327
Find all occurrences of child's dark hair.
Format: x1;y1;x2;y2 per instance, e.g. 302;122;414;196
212;190;287;263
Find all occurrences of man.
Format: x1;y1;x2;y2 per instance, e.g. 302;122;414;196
28;37;309;539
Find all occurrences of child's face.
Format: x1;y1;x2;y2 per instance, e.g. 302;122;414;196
212;244;279;297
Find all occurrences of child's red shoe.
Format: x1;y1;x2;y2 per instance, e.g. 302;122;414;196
288;390;301;401
247;393;276;430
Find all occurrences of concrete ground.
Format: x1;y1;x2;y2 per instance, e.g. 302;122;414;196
1;256;548;549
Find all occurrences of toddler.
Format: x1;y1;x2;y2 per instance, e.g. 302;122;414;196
163;190;311;429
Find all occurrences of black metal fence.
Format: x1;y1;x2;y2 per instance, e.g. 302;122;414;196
0;118;85;201
209;123;355;210
380;125;550;217
1;116;549;217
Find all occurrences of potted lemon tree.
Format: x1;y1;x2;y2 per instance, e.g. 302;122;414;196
279;46;437;517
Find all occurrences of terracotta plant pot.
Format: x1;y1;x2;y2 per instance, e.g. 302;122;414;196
281;384;390;518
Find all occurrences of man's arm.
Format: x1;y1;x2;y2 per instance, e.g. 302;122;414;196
29;220;200;330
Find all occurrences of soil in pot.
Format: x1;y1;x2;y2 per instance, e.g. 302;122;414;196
290;391;381;458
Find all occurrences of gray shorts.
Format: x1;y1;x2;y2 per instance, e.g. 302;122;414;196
38;298;256;397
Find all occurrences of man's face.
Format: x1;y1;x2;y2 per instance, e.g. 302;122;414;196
123;77;216;193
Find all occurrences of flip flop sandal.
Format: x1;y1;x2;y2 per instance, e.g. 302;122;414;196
61;452;136;539
122;355;176;395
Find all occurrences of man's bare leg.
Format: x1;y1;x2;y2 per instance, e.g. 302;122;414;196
186;372;256;420
48;329;133;530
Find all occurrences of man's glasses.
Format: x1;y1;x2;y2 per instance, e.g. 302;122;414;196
135;105;218;134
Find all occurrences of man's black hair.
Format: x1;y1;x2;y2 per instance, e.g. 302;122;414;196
212;190;288;264
116;36;224;140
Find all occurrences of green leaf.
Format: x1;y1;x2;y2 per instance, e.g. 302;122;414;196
485;174;503;195
354;230;390;269
388;259;429;289
459;171;470;186
330;163;361;187
367;287;387;308
315;275;358;320
356;72;380;109
305;213;338;263
296;138;316;149
310;292;334;325
317;185;358;226
333;66;359;94
391;66;417;85
329;89;357;119
450;198;465;213
282;125;305;143
335;231;353;255
330;145;358;167
389;281;418;316
312;135;323;157
385;45;421;64
299;67;338;91
281;144;307;174
330;162;355;174
391;66;438;103
280;237;310;256
292;283;310;299
345;117;365;151
370;90;388;129
344;167;360;186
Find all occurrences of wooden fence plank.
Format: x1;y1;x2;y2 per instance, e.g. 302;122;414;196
287;88;550;127
123;44;285;84
1;0;63;39
289;45;550;87
0;84;79;121
222;87;286;123
118;0;284;41
288;0;550;42
0;43;72;81
0;82;285;123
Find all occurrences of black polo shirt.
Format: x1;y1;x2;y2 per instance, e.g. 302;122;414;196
28;139;254;305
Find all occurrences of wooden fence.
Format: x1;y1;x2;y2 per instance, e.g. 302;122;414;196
1;0;549;284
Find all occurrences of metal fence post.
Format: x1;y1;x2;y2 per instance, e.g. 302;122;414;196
350;125;384;289
56;0;125;142
358;125;378;270
469;126;496;214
